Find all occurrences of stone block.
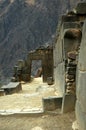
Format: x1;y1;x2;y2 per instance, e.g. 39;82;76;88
61;93;76;113
76;70;86;113
1;82;22;95
66;67;76;72
76;101;86;130
47;77;53;85
78;47;86;71
75;20;86;130
42;96;62;111
67;62;77;67
66;70;76;75
66;74;75;80
63;22;80;30
68;51;77;60
17;60;25;69
78;20;86;71
0;89;5;96
54;62;65;94
66;86;76;95
11;77;17;82
76;3;86;14
14;65;18;73
66;82;73;86
62;15;79;22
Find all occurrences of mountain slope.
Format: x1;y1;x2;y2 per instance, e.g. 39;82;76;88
0;0;83;80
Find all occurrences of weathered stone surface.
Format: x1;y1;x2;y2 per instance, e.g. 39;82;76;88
43;97;62;111
75;20;86;130
78;20;86;71
62;15;79;23
54;4;85;115
66;70;76;75
47;77;53;85
0;90;5;96
66;74;75;79
17;60;25;69
67;51;77;60
62;94;76;113
66;88;75;95
76;70;86;112
67;62;77;67
63;22;80;30
64;37;80;59
1;82;22;95
66;66;76;71
66;82;73;86
76;101;86;130
76;3;86;14
65;78;74;83
54;62;65;94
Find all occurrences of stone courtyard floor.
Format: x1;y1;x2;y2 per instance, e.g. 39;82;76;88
0;77;62;115
0;77;75;129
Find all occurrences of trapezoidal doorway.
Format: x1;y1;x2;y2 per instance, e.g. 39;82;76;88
27;46;53;82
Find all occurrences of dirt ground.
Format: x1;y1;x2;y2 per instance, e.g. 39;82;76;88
0;111;75;130
0;78;75;129
0;78;62;114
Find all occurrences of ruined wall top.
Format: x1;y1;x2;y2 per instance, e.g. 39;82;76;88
75;3;86;14
56;2;86;36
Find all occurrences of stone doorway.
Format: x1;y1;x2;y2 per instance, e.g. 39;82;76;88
27;47;53;82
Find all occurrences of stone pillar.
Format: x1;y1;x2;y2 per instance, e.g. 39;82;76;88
53;36;65;94
75;20;86;130
23;59;31;81
42;55;48;82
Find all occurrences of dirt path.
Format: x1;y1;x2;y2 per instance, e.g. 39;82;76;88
0;112;75;130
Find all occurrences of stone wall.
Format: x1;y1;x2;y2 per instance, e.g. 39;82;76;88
54;20;81;95
54;2;86;96
12;46;53;83
53;33;65;94
75;20;86;130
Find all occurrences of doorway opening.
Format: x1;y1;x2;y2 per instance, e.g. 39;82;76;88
31;60;42;78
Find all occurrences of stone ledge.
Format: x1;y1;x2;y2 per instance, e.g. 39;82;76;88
0;108;44;116
42;96;62;111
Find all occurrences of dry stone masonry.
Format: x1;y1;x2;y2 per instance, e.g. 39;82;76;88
53;2;86;129
12;45;53;83
65;51;77;94
53;2;86;113
53;4;85;95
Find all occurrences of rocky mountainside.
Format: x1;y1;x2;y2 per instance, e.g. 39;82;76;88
0;0;83;82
